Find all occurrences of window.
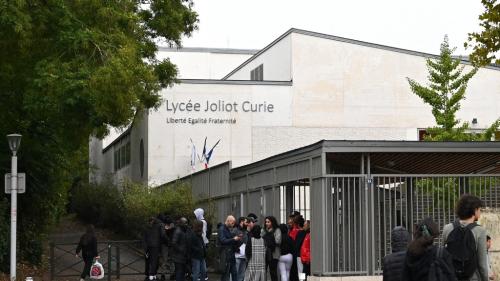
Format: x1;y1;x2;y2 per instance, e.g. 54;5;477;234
250;64;263;81
114;140;131;171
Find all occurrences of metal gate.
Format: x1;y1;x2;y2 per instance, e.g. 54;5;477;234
325;174;500;275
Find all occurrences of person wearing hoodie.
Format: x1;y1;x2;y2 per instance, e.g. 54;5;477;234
402;217;456;281
194;208;209;281
382;226;411;281
143;217;166;281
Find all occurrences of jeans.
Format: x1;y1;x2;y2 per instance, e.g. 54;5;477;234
175;262;187;281
266;258;279;281
81;258;93;279
235;258;247;281
191;258;206;281
220;255;237;281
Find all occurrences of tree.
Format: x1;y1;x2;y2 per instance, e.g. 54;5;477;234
0;0;198;270
465;0;500;66
407;36;499;141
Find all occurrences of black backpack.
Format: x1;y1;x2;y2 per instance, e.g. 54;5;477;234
444;221;478;280
428;246;457;281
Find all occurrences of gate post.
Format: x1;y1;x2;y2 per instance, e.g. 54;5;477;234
116;244;120;279
108;243;112;281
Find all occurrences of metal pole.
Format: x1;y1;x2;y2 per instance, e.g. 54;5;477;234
10;154;17;281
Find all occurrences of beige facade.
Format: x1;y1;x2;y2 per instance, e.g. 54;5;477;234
90;28;500;186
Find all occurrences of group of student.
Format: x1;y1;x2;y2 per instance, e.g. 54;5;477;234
217;211;311;281
382;194;497;281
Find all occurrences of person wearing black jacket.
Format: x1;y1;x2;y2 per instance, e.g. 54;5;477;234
144;217;166;281
278;224;294;281
172;217;190;281
76;225;99;281
382;226;411;281
402;217;456;281
190;220;207;281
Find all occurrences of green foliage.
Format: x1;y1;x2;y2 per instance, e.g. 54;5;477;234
72;181;194;237
465;0;500;66
0;0;198;271
416;177;496;210
407;36;499;141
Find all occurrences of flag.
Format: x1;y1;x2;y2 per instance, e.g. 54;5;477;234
204;139;221;168
201;137;207;162
189;138;197;171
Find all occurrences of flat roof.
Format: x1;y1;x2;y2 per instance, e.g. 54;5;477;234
231;140;500;175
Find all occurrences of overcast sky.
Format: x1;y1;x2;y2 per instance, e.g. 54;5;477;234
180;0;485;57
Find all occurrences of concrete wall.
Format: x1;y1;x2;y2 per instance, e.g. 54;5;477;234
147;82;293;185
157;48;254;79
225;35;292;81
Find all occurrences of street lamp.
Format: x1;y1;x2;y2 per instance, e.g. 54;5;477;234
7;134;21;281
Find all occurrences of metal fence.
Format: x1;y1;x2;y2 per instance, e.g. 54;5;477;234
49;240;173;281
325;174;500;276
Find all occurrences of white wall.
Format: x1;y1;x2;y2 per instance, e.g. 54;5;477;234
289;32;500;130
225;35;292;81
156;48;255;79
147;82;292;185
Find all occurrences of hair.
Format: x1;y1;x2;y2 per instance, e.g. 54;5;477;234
225;215;236;226
238;217;246;224
294;215;305;228
264;216;279;230
251;225;262;239
192;220;203;235
278;223;288;235
85;224;95;235
455;194;484;220
487;235;491;241
407;217;439;256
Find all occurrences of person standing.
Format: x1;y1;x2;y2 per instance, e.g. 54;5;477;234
300;220;311;277
245;225;266;281
76;225;99;281
263;216;281;281
144;217;166;281
219;215;241;281
443;194;488;281
172;217;190;281
190;220;207;281
402;217;456;281
382;226;411;281
235;217;248;281
486;235;496;281
194;208;209;281
278;224;294;281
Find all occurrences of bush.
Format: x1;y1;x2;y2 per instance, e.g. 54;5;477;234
72;180;194;238
0;197;9;272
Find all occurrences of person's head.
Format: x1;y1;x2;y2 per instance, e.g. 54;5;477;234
408;217;439;256
294;215;305;229
278;223;288;235
246;217;256;231
193;208;205;221
238;217;246;229
487;235;492;250
264;216;278;231
391;226;411;253
225;215;236;228
192;220;203;235
247;213;258;224
251;225;262;239
303;220;311;231
455;194;484;221
86;224;95;235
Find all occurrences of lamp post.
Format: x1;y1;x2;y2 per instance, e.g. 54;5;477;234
7;134;21;281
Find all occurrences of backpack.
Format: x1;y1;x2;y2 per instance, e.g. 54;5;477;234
427;247;457;281
444;221;478;280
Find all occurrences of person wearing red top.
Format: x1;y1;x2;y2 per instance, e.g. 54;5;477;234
300;220;311;277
